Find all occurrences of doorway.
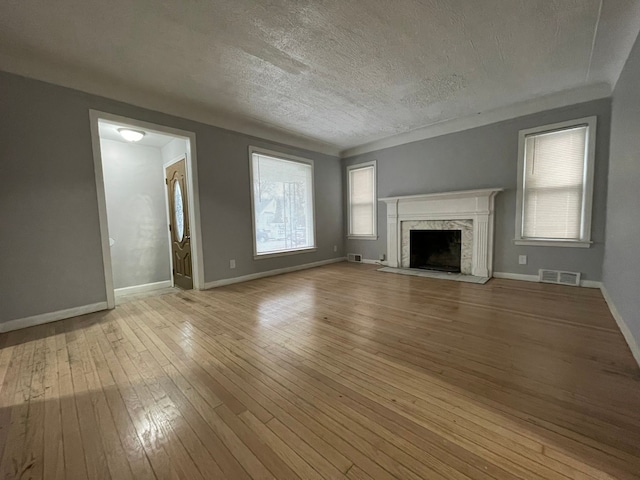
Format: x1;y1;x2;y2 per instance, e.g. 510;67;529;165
90;111;204;308
165;157;193;289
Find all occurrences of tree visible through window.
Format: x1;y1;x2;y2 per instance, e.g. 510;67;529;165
251;150;315;256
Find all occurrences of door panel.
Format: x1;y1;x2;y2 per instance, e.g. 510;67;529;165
166;159;193;290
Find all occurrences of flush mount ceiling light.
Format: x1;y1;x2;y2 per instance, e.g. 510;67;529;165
117;128;146;142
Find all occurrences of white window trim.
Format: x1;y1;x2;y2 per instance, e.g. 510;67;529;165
249;146;317;259
347;160;378;240
514;116;597;248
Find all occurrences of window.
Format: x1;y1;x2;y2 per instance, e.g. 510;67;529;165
515;117;596;247
250;147;316;257
347;161;377;239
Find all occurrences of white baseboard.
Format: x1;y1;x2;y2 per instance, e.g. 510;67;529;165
204;257;346;289
0;302;109;334
493;272;601;289
580;280;602;289
600;285;640;368
493;272;539;282
115;280;172;297
361;258;385;265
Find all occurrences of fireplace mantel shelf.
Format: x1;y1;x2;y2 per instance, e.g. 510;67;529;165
380;188;503;278
380;188;503;204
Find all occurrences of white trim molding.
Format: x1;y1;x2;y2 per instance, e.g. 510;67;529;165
0;302;108;334
601;285;640;368
346;160;377;239
248;146;317;260
89;110;206;308
380;188;503;277
361;258;385;265
114;280;173;297
204;257;345;289
514;240;593;248
514;116;597;247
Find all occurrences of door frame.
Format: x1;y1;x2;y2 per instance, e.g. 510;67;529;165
163;154;189;289
89;110;205;308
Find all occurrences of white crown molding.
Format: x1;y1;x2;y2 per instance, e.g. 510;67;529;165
204;257;345;289
0;302;108;334
340;82;612;158
0;49;612;160
0;52;341;157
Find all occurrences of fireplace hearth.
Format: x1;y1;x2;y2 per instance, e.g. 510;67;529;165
410;230;462;272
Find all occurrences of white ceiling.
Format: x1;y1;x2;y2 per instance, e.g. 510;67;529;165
98;120;177;148
2;0;640;156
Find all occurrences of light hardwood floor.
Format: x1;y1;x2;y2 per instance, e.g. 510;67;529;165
1;263;639;479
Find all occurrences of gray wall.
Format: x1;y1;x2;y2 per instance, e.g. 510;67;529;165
0;71;343;323
101;139;171;289
343;99;611;280
603;34;640;358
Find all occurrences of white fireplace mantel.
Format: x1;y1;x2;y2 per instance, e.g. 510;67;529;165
379;188;503;277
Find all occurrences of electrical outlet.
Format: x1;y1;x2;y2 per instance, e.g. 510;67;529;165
518;255;527;265
333;245;337;252
230;259;236;269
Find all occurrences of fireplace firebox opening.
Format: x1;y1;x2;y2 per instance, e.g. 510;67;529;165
410;230;462;273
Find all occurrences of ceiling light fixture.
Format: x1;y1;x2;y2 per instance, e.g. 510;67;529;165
117;128;146;142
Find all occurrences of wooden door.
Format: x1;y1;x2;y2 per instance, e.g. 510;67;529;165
165;159;193;289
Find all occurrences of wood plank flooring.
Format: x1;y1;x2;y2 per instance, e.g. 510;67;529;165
1;262;639;479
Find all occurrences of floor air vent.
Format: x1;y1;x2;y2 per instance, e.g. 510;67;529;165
347;253;363;263
539;269;581;286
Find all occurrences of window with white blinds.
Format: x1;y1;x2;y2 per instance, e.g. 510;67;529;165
516;117;596;247
347;162;377;238
249;148;316;257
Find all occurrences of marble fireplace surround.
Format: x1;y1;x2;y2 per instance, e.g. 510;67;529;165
380;188;503;277
401;220;474;274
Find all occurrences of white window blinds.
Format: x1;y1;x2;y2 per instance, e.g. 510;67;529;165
522;126;588;240
251;152;315;255
348;164;376;237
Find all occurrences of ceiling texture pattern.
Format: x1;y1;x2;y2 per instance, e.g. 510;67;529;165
2;0;640;155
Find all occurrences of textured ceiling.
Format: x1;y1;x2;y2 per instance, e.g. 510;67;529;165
2;0;640;154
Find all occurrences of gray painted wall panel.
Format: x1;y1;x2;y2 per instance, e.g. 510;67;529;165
343;99;611;280
0;71;343;323
603;34;640;353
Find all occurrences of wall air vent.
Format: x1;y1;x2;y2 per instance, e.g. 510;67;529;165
347;253;363;263
539;269;581;286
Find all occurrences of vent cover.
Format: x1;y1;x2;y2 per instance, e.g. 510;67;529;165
347;253;363;263
538;269;581;286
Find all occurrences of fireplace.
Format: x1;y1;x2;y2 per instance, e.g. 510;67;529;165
380;188;503;277
410;230;462;272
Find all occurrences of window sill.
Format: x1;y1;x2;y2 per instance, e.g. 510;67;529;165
254;247;317;260
347;235;378;241
514;239;592;248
